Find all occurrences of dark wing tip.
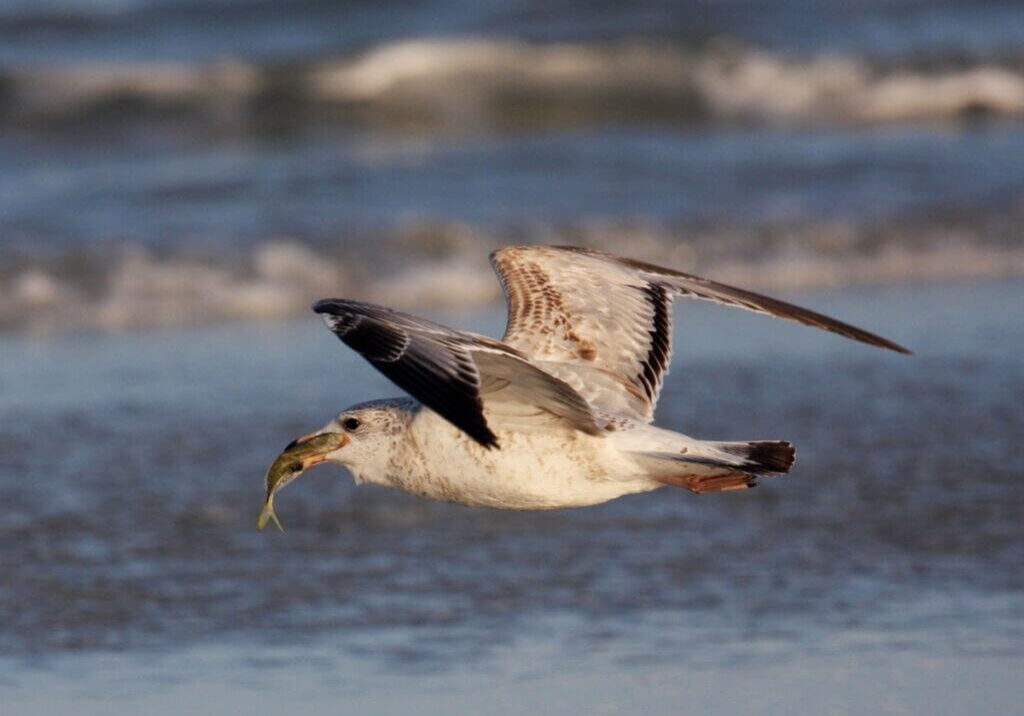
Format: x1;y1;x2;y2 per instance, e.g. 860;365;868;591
312;298;342;314
813;319;913;355
312;297;502;449
880;340;913;355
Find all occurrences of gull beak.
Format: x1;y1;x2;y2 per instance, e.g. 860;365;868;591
258;431;349;532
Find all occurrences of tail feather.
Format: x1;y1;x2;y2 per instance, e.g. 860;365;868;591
627;440;795;495
710;440;796;474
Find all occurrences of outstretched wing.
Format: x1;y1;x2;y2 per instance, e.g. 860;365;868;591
313;298;600;448
491;245;910;422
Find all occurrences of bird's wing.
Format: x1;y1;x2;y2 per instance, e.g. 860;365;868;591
491;245;910;422
313;298;600;448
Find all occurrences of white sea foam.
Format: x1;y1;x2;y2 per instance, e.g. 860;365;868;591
2;212;1023;334
0;242;348;333
5;39;1023;129
311;38;1024;125
690;45;1024;123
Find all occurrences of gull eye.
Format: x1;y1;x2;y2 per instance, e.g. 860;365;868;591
342;417;361;432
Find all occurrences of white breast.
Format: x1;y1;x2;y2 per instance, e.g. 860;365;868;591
385;407;659;509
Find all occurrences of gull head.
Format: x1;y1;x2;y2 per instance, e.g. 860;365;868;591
258;399;414;531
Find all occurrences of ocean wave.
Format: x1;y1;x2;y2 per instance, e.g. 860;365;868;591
3;207;1023;334
3;38;1024;132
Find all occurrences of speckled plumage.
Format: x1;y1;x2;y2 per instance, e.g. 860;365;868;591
279;245;908;510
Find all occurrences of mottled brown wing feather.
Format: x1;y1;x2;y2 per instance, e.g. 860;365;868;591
490;245;910;421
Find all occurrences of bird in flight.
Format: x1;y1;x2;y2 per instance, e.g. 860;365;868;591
259;245;909;530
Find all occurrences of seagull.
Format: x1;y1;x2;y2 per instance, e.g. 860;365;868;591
259;245;909;528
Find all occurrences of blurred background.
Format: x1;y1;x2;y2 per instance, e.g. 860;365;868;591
2;0;1024;329
0;1;1021;714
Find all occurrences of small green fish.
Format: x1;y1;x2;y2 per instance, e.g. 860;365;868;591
258;432;348;532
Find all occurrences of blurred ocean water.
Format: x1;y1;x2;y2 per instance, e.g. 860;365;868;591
2;280;1023;714
0;0;1023;331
